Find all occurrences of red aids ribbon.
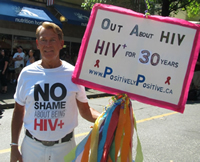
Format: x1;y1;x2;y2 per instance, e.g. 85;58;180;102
165;76;171;85
94;59;100;68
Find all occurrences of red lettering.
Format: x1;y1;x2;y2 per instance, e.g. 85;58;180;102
48;119;58;131
58;120;64;129
34;118;43;131
34;118;63;131
44;119;47;131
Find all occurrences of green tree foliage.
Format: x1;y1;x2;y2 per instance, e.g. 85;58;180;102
185;0;200;18
82;0;200;18
149;0;200;17
81;0;112;10
81;0;147;14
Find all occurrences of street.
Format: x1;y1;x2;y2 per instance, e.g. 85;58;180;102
0;96;200;162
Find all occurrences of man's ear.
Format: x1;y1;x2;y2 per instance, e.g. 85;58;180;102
36;39;39;49
60;40;64;49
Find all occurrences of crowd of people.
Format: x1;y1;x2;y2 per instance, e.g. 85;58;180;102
0;46;77;93
0;46;36;116
0;47;36;89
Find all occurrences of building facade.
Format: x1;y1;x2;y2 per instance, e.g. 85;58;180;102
0;0;89;64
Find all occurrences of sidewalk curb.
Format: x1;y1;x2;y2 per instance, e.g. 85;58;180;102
0;103;14;109
87;93;113;99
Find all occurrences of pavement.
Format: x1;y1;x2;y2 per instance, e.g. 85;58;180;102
0;82;113;109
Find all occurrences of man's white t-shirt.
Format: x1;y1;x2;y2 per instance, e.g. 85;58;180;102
13;52;25;68
14;60;88;141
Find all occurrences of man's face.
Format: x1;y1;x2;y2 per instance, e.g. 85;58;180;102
1;51;4;55
36;27;64;62
17;48;22;53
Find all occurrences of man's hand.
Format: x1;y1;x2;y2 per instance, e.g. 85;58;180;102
10;146;23;162
13;57;23;61
76;99;100;123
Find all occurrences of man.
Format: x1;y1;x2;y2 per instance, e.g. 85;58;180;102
10;22;100;162
12;46;25;83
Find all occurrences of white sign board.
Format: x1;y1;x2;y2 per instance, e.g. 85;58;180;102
72;4;200;113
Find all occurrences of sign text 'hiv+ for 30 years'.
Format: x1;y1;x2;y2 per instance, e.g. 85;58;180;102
94;18;183;68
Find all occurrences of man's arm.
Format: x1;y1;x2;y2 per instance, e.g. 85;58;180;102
76;99;100;123
13;57;23;61
10;102;25;162
2;61;8;74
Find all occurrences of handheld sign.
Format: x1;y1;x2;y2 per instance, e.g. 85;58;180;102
72;3;200;113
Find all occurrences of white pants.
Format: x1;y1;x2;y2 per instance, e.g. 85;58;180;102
21;135;76;162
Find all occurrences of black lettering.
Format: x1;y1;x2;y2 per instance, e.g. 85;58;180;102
40;102;46;109
34;84;49;101
61;101;66;109
94;39;105;54
52;102;60;109
50;83;66;101
160;31;170;43
118;25;123;33
170;33;175;44
34;102;39;109
178;34;185;46
175;62;178;68
45;102;52;109
110;23;116;31
101;18;110;29
139;32;143;37
130;25;139;36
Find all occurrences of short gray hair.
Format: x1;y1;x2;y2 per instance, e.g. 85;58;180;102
36;22;63;40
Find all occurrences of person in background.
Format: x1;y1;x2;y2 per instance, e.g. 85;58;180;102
65;52;74;65
0;49;9;93
73;55;78;66
26;49;35;66
24;50;29;66
188;51;200;100
192;52;200;89
12;46;25;83
7;54;15;84
10;22;100;162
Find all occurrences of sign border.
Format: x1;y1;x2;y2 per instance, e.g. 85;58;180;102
72;3;200;113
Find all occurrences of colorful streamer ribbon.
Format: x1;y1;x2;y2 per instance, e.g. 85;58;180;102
64;94;143;162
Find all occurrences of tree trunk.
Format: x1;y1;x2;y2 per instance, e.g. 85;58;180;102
161;0;170;16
